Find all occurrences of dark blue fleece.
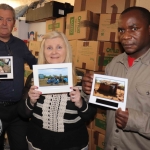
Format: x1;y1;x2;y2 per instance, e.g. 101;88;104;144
0;34;37;102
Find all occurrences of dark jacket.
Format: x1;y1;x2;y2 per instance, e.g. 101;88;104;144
0;34;37;102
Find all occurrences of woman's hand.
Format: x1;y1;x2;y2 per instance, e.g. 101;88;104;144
70;87;82;108
28;85;42;106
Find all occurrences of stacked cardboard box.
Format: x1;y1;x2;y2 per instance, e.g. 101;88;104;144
68;0;131;73
74;0;136;14
28;41;41;58
66;10;99;40
86;107;107;150
24;64;32;83
26;1;73;22
24;41;41;82
46;17;66;34
74;41;123;71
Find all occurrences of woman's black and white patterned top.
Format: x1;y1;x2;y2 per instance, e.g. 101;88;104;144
18;73;97;149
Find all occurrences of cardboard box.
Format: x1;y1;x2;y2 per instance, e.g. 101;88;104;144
24;64;32;83
98;41;123;71
87;128;92;150
24;65;32;77
69;40;78;66
29;41;41;52
46;17;66;33
33;51;39;58
135;0;150;11
26;1;73;22
73;0;85;12
75;41;123;71
28;41;41;58
66;10;99;40
91;130;105;150
75;67;105;86
97;13;120;42
93;108;107;135
75;67;105;76
75;41;100;71
74;0;136;14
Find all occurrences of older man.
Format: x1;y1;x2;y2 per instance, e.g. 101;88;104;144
0;4;37;150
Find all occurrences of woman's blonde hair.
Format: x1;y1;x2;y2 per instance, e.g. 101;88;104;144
38;31;76;85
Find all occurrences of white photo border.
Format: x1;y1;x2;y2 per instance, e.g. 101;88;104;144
89;74;128;111
33;63;73;94
0;56;13;79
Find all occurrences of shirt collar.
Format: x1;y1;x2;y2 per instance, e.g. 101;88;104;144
117;48;150;65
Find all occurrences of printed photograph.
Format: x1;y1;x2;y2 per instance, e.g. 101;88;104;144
33;63;73;94
93;77;125;102
38;68;68;87
0;58;11;73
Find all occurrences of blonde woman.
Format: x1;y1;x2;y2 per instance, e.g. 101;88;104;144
18;31;96;150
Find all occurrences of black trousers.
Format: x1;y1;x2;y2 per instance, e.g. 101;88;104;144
0;103;29;150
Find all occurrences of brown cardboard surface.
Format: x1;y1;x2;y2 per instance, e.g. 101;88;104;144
76;68;105;75
73;0;136;14
92;108;106;135
91;130;105;150
34;51;39;58
103;0;136;13
46;17;66;33
69;40;78;66
75;67;105;85
98;41;123;71
29;41;41;52
66;10;99;40
97;13;121;42
24;64;32;78
73;0;86;12
75;41;123;71
75;41;100;71
95;108;107;123
26;1;73;22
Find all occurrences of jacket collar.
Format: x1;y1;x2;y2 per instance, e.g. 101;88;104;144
0;34;14;44
118;48;150;66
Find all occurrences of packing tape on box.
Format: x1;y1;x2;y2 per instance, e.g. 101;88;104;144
51;19;56;30
101;0;133;13
93;131;99;145
80;20;98;30
110;32;116;42
110;13;117;24
125;0;133;9
101;0;118;13
81;0;86;11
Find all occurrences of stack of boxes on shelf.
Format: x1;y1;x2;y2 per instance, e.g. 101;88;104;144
86;106;107;150
24;41;41;82
24;1;74;83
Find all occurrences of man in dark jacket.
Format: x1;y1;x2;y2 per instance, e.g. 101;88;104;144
0;3;37;150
